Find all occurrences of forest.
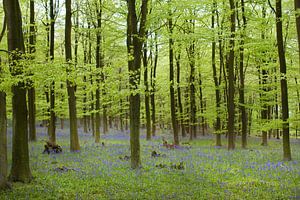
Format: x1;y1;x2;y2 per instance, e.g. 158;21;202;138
0;0;300;199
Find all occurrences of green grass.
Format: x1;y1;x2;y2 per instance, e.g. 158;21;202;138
1;128;300;199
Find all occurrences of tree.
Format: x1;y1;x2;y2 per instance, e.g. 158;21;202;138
48;0;57;144
28;0;36;142
275;0;292;160
143;38;151;140
239;0;248;148
127;0;149;169
4;0;33;182
95;0;103;143
65;0;80;152
211;0;222;147
150;31;158;137
0;18;8;187
227;0;236;150
175;46;186;137
0;89;8;189
168;8;179;145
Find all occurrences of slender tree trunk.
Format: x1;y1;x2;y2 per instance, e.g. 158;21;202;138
199;73;205;136
175;50;186;137
95;3;103;142
168;14;179;145
260;6;268;146
261;68;268;146
150;32;158;136
48;0;56;144
65;0;80;152
28;0;36;142
86;23;95;135
187;19;197;140
276;0;292;161
143;41;151;140
227;0;236;150
212;1;222;146
239;0;247;148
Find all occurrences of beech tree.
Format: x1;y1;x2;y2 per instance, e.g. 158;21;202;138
28;0;36;142
127;0;149;169
4;0;32;183
0;11;8;190
227;0;236;150
275;0;292;160
65;0;80;152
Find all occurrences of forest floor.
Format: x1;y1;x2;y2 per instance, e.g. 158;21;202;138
1;127;300;199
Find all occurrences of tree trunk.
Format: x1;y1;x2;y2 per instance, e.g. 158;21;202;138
276;0;292;161
199;73;204;136
239;0;247;148
143;41;151;140
227;0;236;150
150;32;158;137
127;0;148;169
48;0;56;144
0;91;8;189
95;2;103;142
187;19;197;140
168;14;179;145
4;0;33;183
28;0;36;142
175;50;186;137
212;1;222;146
65;0;80;152
0;24;7;186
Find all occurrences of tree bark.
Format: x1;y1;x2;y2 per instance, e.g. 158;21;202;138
48;0;56;144
150;32;158;137
276;0;292;161
212;1;222;147
187;19;197;140
28;0;36;142
168;14;179;145
4;0;33;183
127;0;148;169
0;90;8;189
65;0;80;152
143;41;151;140
95;1;103;142
0;22;7;185
227;0;236;150
239;0;247;148
175;50;186;137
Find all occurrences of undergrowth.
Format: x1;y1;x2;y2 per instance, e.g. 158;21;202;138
1;127;300;199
